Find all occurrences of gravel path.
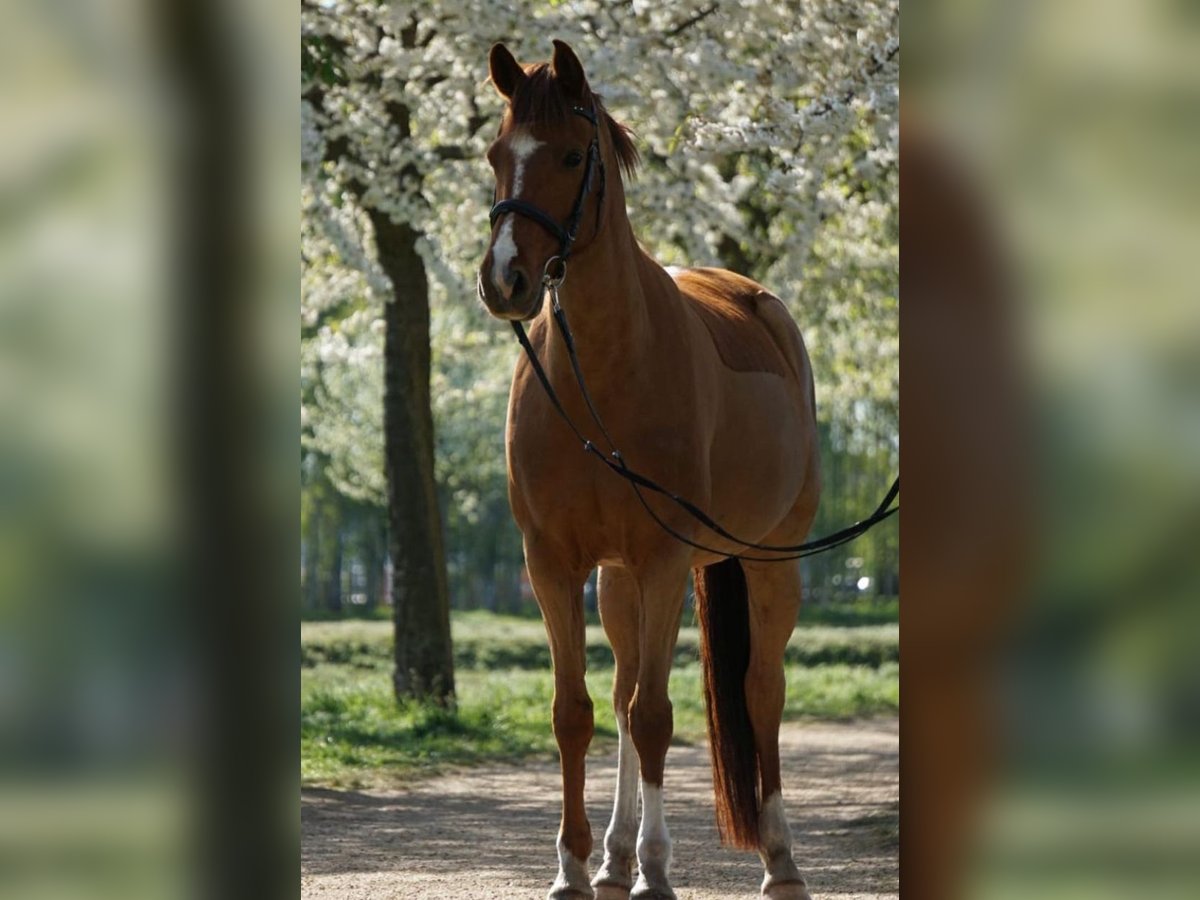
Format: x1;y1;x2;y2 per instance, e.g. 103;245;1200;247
302;717;898;899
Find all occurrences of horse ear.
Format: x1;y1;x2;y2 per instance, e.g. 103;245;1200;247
551;39;589;99
489;43;525;101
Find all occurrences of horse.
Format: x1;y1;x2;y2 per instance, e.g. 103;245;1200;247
477;40;821;900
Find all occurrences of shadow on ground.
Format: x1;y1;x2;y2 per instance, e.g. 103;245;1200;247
302;718;898;900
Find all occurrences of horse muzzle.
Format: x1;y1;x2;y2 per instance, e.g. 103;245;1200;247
478;262;543;321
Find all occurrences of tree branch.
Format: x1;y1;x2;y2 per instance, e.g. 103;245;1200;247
666;3;719;38
792;41;900;152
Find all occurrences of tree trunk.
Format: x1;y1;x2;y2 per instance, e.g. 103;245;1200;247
372;211;455;705
324;525;343;614
302;514;321;612
362;514;381;612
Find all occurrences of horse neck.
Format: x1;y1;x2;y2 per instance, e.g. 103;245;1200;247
543;213;657;385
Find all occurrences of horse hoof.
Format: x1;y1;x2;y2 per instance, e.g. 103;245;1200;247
548;889;594;900
763;881;812;900
592;859;633;899
630;881;676;900
548;879;594;900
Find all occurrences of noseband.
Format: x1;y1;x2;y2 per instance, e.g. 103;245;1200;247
488;104;606;264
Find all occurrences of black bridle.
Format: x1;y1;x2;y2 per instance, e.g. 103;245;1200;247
488;103;606;267
487;104;898;562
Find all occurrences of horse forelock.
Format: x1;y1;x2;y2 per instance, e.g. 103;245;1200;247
505;64;579;125
502;63;640;178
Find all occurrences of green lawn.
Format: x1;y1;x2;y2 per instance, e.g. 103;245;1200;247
301;610;898;788
302;611;899;671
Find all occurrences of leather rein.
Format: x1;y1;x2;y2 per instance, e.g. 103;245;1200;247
489;105;899;562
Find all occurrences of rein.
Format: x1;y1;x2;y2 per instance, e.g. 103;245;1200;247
491;103;897;562
510;264;899;563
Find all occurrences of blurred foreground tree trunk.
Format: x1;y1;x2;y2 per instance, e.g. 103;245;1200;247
373;212;455;705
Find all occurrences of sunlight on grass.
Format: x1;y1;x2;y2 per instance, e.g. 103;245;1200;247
301;610;898;787
301;666;558;787
302;658;898;787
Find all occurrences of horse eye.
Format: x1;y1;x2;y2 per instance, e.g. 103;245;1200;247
564;150;584;168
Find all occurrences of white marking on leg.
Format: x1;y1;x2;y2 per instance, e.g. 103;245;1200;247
639;781;670;862
610;714;640;851
491;130;543;295
759;792;793;855
632;780;673;895
552;833;593;898
758;791;807;896
593;713;639;889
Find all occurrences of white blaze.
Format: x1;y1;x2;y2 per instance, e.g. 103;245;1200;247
491;131;543;295
491;222;518;288
509;131;543;192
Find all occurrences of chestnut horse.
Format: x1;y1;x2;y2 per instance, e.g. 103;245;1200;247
477;41;819;900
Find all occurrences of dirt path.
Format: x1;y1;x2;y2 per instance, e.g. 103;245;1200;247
302;718;898;900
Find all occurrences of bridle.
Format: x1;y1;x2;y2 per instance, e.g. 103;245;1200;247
486;102;899;562
488;103;606;276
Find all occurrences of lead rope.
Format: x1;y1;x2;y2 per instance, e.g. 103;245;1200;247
512;262;900;563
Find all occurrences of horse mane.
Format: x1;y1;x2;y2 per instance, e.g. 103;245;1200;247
505;63;641;179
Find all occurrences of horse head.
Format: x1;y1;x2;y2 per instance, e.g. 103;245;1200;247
478;40;636;320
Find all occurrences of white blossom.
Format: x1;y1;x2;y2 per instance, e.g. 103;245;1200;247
302;0;899;512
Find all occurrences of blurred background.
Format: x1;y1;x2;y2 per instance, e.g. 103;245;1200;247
903;1;1200;898
1;0;1198;899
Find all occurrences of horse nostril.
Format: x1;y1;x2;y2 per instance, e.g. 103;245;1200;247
511;269;528;301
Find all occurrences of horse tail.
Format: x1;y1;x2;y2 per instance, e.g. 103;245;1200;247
693;557;760;850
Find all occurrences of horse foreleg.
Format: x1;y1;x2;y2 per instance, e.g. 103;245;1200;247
627;560;689;900
527;542;596;900
744;563;811;900
593;566;641;899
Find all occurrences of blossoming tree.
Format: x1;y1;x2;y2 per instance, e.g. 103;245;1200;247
301;1;898;702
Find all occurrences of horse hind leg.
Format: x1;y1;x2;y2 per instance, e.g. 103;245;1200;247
743;562;812;900
626;559;690;900
592;566;640;900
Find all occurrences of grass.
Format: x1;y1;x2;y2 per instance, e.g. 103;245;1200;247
302;666;556;786
300;596;900;627
797;595;900;626
302;661;898;787
301;611;899;671
302;610;898;788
